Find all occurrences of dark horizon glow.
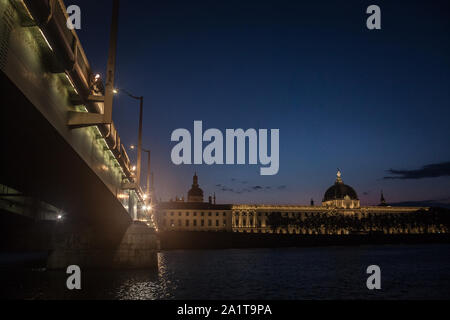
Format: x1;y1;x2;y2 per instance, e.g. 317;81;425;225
71;0;450;205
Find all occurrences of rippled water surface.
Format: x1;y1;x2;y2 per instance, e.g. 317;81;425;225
1;244;450;299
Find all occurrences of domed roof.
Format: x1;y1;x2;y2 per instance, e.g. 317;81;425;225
323;170;358;201
188;186;204;197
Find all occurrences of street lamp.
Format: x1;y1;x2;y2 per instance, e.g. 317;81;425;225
129;145;152;204
142;148;151;203
116;89;144;188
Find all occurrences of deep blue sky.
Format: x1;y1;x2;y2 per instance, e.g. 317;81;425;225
70;0;450;205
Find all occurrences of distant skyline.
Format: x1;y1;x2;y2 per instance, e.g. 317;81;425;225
72;0;450;205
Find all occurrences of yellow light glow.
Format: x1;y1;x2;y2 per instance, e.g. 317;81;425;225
65;73;75;87
20;0;33;20
38;28;53;51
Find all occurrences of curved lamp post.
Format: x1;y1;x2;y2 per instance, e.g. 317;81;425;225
119;89;143;189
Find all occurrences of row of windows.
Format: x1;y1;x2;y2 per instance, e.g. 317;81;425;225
161;219;227;227
162;211;227;217
161;211;340;218
234;212;318;217
235;219;262;227
237;212;408;217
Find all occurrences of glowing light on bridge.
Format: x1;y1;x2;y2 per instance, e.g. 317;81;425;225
38;28;53;51
64;73;78;94
20;0;33;20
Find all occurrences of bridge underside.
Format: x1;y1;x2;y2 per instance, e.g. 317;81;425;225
0;70;132;248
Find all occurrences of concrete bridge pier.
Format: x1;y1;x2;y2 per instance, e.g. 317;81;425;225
46;222;158;269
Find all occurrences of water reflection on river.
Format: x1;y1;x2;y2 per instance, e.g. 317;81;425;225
1;244;450;299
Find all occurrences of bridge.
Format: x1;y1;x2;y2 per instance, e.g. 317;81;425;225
0;0;157;268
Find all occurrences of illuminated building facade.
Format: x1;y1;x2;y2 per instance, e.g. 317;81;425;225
154;174;233;232
154;172;447;235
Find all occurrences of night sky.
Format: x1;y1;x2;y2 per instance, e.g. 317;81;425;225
70;0;450;205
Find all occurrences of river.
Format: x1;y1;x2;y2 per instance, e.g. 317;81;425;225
1;244;449;299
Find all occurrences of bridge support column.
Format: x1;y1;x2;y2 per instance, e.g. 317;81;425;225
47;222;158;269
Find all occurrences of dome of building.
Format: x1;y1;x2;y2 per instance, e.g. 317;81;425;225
322;170;360;209
323;183;358;201
187;173;204;202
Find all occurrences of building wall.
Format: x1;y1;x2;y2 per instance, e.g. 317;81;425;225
322;199;361;209
231;205;441;235
154;203;447;235
155;209;233;232
232;205;327;234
